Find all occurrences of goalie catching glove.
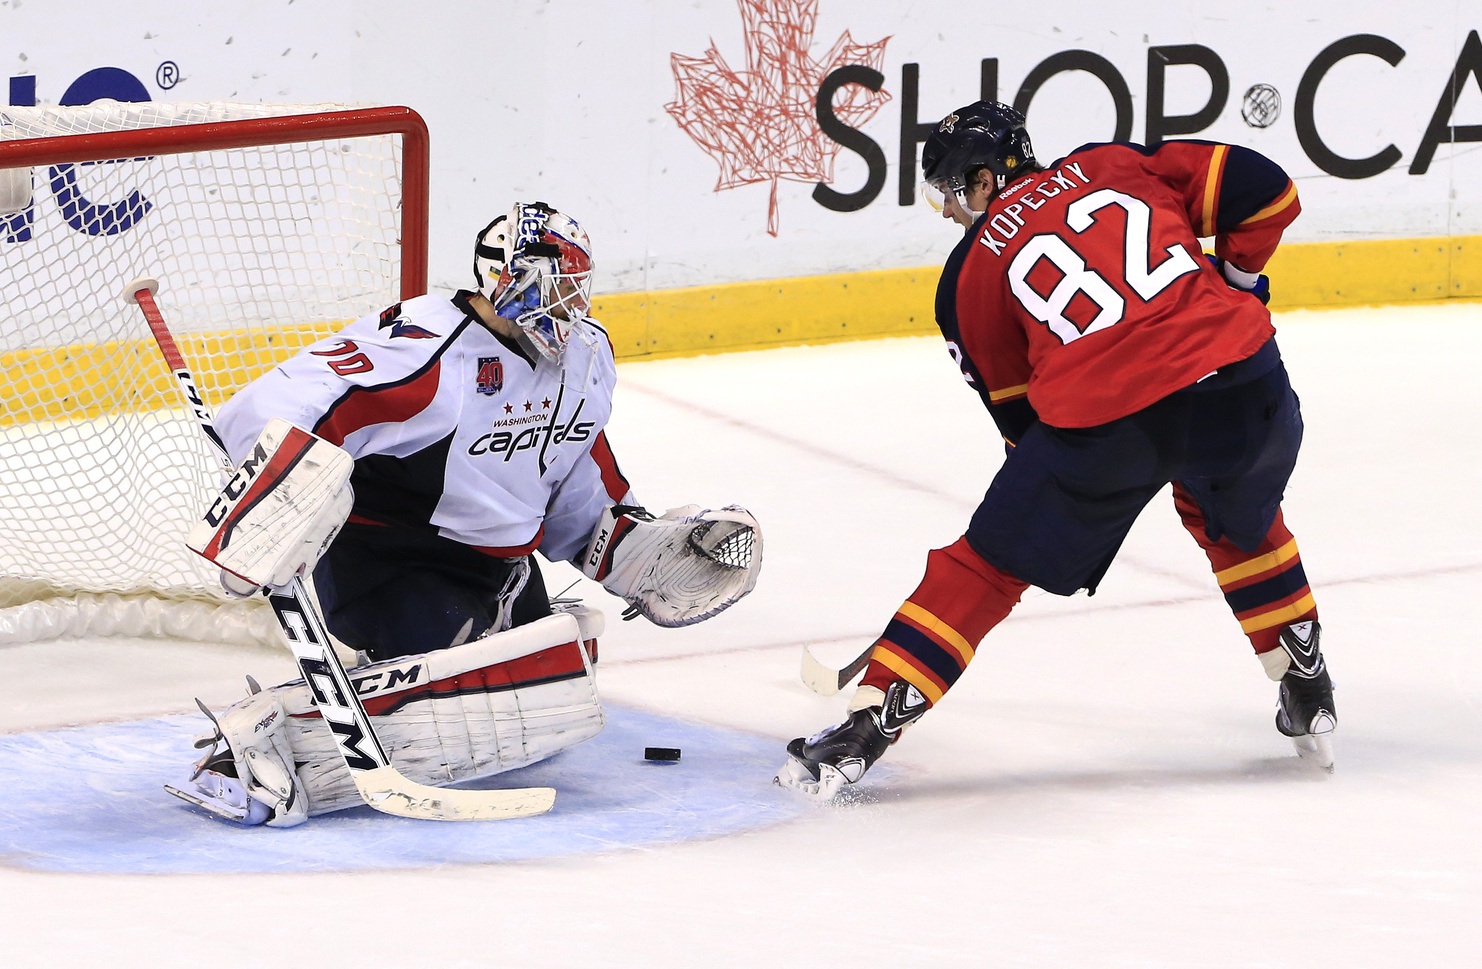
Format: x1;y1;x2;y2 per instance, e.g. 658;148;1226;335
186;417;354;597
581;504;761;627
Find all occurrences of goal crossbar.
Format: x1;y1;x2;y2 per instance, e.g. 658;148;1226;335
0;105;430;298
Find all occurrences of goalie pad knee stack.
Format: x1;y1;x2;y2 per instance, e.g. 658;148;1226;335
168;612;603;823
581;504;761;627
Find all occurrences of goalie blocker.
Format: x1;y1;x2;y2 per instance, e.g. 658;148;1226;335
581;504;761;627
167;608;604;826
186;417;354;597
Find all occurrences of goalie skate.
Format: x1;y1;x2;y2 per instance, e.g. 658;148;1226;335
164;752;274;826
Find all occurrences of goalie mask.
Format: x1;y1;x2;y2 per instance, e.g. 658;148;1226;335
474;201;593;363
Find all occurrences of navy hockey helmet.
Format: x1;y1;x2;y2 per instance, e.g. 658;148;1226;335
921;101;1037;202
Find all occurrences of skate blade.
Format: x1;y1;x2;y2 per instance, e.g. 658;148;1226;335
773;758;849;801
1291;732;1335;772
163;782;251;823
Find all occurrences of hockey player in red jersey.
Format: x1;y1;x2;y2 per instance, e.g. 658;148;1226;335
167;202;761;826
777;102;1333;800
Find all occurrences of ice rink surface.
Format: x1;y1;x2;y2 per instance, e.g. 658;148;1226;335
3;302;1481;967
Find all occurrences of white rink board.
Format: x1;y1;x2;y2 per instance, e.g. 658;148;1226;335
1;1;1477;294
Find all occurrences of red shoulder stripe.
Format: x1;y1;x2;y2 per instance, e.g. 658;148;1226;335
315;360;442;446
588;430;630;502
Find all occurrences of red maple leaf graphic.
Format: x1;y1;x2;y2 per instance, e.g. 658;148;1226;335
666;0;890;236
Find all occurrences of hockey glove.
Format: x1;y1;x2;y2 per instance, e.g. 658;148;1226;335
1206;253;1271;305
581;504;762;627
186;418;354;597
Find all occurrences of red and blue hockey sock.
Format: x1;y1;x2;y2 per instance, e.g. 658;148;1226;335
859;536;1028;705
1173;485;1317;655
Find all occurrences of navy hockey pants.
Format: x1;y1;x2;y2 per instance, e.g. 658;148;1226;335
965;338;1303;597
311;522;552;660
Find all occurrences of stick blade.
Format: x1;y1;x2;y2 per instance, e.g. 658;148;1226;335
353;766;556;821
801;643;872;696
800;644;844;696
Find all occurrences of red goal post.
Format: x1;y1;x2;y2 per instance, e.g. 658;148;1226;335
0;102;429;645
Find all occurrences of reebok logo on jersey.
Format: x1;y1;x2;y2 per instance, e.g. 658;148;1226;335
975;162;1091;257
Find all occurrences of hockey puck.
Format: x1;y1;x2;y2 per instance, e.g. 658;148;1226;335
644;747;681;762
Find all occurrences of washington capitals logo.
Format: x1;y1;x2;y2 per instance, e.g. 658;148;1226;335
476;356;504;396
377;302;438;340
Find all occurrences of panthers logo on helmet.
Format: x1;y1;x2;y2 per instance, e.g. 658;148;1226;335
939;112;959;133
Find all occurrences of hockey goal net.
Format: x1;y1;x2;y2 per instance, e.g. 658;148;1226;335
0;101;428;645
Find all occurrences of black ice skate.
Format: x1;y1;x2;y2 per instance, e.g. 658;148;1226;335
774;680;927;799
1273;620;1336;771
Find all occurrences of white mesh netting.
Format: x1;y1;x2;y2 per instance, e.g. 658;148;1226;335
0;100;411;645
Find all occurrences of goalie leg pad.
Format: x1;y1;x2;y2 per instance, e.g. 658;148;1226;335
273;612;601;817
581;504;762;627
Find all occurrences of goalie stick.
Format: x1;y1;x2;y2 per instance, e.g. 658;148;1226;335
125;275;555;822
800;642;873;697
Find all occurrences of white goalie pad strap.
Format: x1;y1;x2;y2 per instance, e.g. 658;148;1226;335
269;612;602;817
186;417;354;592
581;504;762;628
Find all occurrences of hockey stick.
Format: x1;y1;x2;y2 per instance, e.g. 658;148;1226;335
125;275;555;821
800;642;873;696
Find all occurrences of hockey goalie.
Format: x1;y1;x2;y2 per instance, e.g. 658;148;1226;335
167;202;762;826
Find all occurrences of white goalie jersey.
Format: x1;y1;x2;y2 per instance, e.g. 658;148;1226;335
214;292;635;565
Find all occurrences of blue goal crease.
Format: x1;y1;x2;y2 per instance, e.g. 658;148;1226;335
0;705;807;875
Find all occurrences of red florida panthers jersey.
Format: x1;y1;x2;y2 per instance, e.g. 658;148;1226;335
937;141;1301;429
